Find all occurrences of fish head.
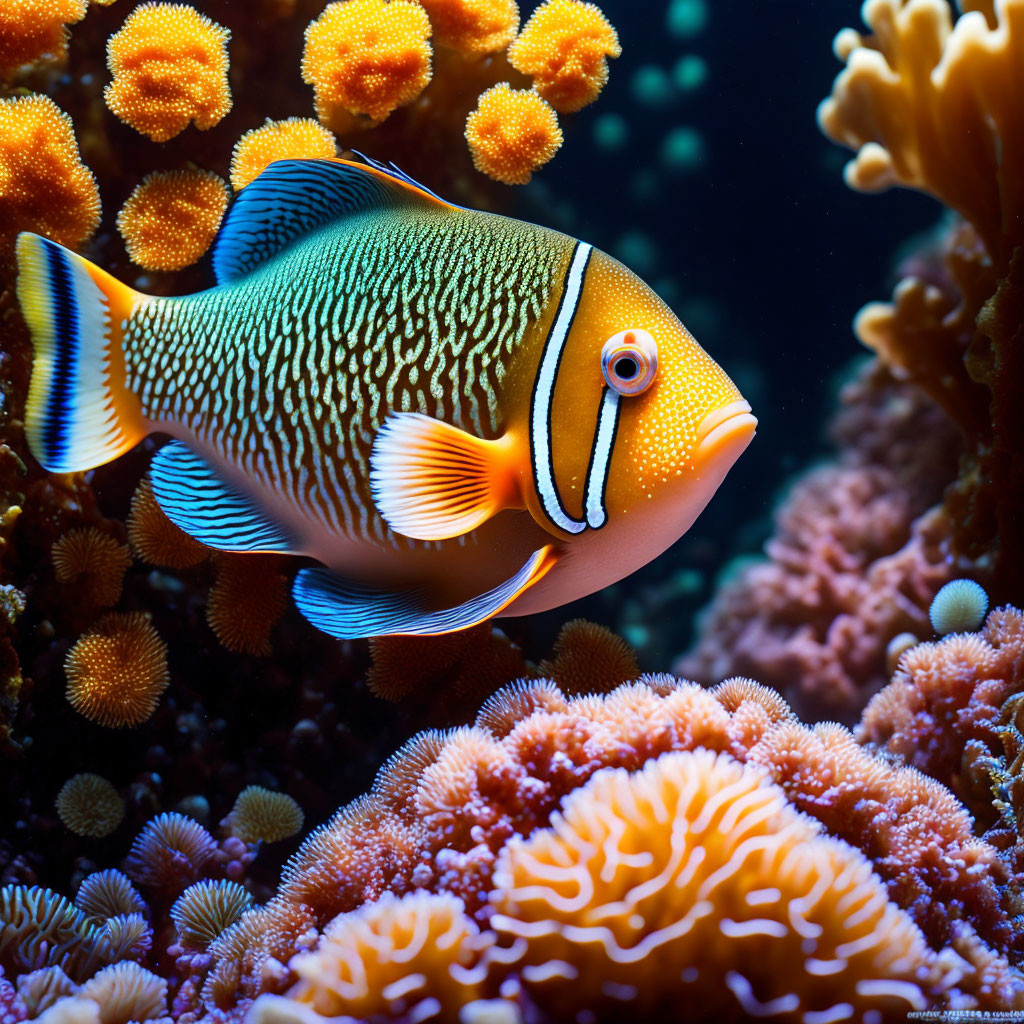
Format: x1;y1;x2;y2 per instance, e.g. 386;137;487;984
514;245;756;613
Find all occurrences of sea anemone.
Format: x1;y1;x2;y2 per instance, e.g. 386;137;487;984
50;529;131;608
77;962;168;1023
64;612;170;728
126;477;209;570
930;578;990;635
229;118;337;191
537;618;638;695
419;0;519;53
0;0;86;79
206;554;289;656
101;913;152;961
55;774;124;839
124;813;216;892
104;2;232;142
301;0;433;125
75;871;146;923
0;94;99;256
170;881;253;952
225;785;304;844
117;169;230;272
465;83;562;185
507;0;620;112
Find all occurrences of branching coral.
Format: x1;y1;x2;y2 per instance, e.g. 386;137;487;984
465;83;563;185
64;612;169;728
230;119;337;191
117;170;230;272
55;774;124;839
104;2;232;142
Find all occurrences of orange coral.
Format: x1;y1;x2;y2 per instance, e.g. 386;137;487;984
51;528;131;608
126;477;209;569
492;749;943;1020
64;612;170;728
229;118;337;191
538;618;638;695
0;95;100;257
508;0;620;112
55;773;124;838
301;0;432;126
117;169;230;272
419;0;519;53
0;0;86;79
206;553;289;656
465;83;562;185
104;3;232;143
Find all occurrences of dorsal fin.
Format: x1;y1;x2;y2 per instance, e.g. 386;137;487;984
212;157;456;284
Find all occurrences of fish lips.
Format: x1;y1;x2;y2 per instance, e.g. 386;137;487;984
694;398;757;463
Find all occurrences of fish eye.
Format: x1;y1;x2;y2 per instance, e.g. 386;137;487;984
601;329;658;396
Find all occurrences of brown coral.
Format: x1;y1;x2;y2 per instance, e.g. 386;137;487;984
126;477;209;569
64;612;169;728
0;0;86;79
419;0;519;53
51;528;131;608
0;95;100;258
537;618;638;695
301;0;433;125
229;118;337;191
117;169;229;272
465;83;563;185
225;785;304;844
104;3;232;142
55;773;124;838
507;0;620;112
206;553;289;656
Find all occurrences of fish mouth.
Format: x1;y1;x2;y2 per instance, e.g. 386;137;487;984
694;399;757;461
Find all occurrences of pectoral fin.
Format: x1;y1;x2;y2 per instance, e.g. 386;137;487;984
369;412;523;541
293;545;558;639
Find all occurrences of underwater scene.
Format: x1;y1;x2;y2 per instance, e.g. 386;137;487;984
2;0;1024;1020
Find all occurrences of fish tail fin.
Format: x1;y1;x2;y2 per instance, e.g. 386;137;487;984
17;232;148;473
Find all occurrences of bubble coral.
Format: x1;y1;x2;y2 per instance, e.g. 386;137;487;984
206;553;289;656
170;881;253;952
64;612;169;728
124;812;216;892
0;0;86;80
229;118;337;191
77;962;168;1023
465;82;563;185
75;872;146;923
104;3;232;143
126;477;209;569
0;95;100;257
931;578;990;635
225;785;304;844
55;773;124;839
116;169;230;273
419;0;520;53
301;0;433;126
507;0;620;112
537;618;638;695
491;748;945;1020
51;528;131;608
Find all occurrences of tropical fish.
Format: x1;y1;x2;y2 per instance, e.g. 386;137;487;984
16;157;755;639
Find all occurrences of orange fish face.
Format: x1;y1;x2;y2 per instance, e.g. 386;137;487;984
514;244;756;614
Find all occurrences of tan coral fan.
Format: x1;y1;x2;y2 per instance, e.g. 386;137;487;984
230;119;337;191
127;477;209;569
0;95;99;255
207;553;289;656
104;3;232;143
465;82;562;184
64;612;169;728
55;773;124;838
302;0;433;125
170;880;253;951
508;0;620;112
117;169;229;272
538;618;639;694
51;528;131;608
226;785;304;843
0;0;86;79
419;0;520;53
77;962;168;1022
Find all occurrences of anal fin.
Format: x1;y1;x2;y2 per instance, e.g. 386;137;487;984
293;546;558;639
151;441;295;554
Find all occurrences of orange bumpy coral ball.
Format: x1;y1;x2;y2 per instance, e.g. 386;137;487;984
301;0;432;125
419;0;519;53
104;3;232;143
117;169;229;272
229;118;337;191
465;82;562;184
0;95;99;255
0;0;86;79
51;527;131;607
64;612;170;727
508;0;620;112
127;477;210;569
